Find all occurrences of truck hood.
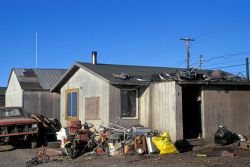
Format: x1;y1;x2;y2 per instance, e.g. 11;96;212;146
0;117;37;125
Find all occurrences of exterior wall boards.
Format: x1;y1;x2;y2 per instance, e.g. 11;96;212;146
23;92;60;119
139;86;151;127
60;68;109;127
149;81;183;142
6;72;23;107
202;86;250;140
109;85;141;128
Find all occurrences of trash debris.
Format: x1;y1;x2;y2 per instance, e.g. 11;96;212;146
112;72;130;80
26;146;63;167
30;113;62;146
124;143;135;154
135;148;144;155
110;68;246;84
220;150;236;157
237;134;247;142
152;131;178;155
214;125;240;145
134;135;147;154
193;150;236;157
26;146;50;167
146;135;159;154
108;142;123;156
63;120;92;159
239;140;250;150
135;77;152;82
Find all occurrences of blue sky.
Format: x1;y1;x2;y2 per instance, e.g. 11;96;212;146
1;0;250;86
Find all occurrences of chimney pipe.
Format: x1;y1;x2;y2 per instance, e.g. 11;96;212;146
92;51;97;65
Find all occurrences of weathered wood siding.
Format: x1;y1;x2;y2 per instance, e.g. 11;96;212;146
109;85;142;128
6;72;23;107
139;86;151;127
202;86;250;140
148;81;183;141
60;68;109;127
23;92;60;120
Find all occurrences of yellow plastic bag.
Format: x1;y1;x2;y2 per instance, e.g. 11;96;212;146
152;131;178;155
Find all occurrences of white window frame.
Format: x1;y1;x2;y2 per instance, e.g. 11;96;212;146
120;89;138;120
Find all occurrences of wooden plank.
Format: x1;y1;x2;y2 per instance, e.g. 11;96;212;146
85;97;100;120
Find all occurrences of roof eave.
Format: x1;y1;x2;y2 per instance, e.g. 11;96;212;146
51;62;111;93
178;80;250;86
50;65;80;92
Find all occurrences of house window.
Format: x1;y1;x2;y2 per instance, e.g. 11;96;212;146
121;89;138;119
65;89;79;119
85;97;100;120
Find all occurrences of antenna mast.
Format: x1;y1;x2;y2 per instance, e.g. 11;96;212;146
36;32;38;68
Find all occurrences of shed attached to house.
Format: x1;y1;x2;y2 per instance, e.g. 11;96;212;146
179;81;250;141
6;68;66;120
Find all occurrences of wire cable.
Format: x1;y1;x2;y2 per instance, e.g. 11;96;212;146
205;52;250;63
209;63;245;70
203;58;245;68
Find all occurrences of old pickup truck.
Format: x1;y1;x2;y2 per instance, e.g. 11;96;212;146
0;107;38;148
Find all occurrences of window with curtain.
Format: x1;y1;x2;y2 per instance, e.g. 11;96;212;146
66;89;78;118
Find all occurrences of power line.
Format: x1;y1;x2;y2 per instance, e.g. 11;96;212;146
209;63;245;70
204;51;250;63
176;59;186;68
203;58;245;68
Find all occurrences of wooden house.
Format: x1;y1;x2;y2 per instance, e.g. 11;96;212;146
51;53;250;142
6;68;66;120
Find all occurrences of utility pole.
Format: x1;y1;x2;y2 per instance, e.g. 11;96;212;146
246;57;249;81
199;55;204;70
180;37;195;69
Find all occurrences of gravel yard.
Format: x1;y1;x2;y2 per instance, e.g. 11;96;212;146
1;144;250;167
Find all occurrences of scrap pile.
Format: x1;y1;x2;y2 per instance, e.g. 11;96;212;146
112;69;246;83
56;120;178;159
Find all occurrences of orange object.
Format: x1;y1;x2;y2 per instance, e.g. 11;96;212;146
96;147;105;154
134;135;147;154
124;144;135;154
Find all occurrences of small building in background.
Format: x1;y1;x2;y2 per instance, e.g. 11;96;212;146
6;68;66;120
0;87;6;107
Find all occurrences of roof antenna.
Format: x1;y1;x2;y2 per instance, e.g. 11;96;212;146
35;32;38;68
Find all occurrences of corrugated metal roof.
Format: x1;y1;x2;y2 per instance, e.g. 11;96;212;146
14;69;67;91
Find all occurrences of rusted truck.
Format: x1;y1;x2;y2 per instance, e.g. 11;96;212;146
0;107;39;148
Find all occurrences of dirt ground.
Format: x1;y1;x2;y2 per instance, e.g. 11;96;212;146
1;144;250;167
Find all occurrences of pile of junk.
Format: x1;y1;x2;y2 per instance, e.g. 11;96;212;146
56;120;178;159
